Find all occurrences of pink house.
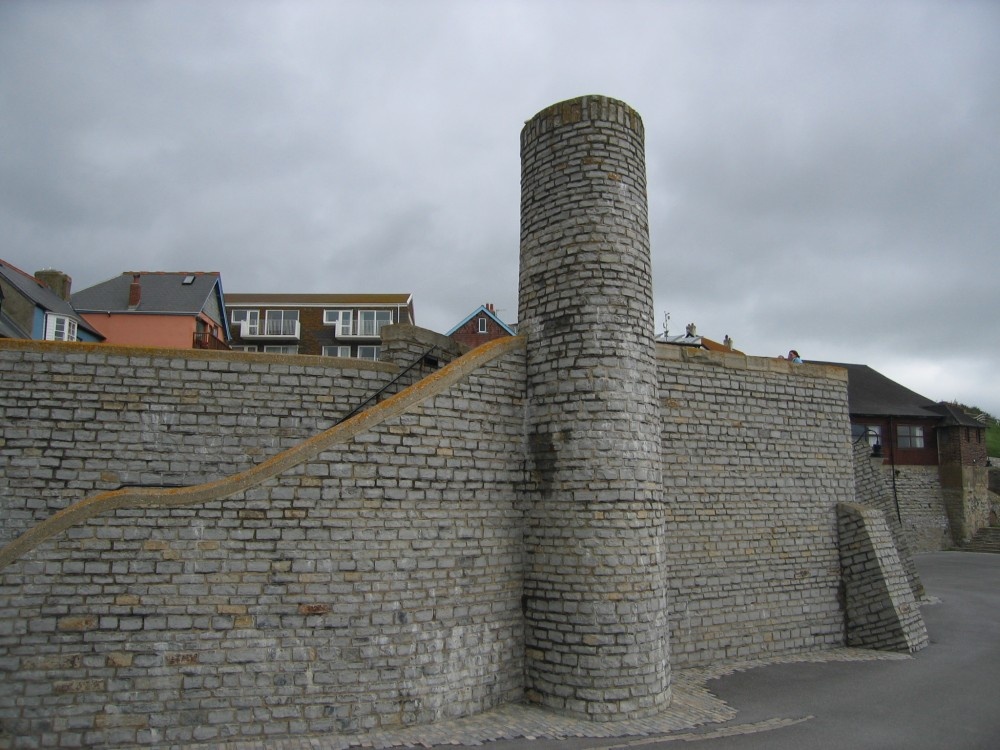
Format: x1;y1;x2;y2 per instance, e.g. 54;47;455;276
72;272;230;350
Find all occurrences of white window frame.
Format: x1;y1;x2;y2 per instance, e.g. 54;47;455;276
358;310;392;337
322;345;351;358
357;345;381;361
324;309;353;336
231;309;260;336
263;345;299;354
229;344;258;352
478;317;488;334
264;309;299;336
45;314;78;341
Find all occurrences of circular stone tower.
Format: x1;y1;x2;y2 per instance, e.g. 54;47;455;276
518;96;670;720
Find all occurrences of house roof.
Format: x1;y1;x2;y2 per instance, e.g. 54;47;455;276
445;304;517;337
225;293;413;307
0;258;103;339
73;271;223;315
926;401;985;428
811;362;942;419
0;309;29;338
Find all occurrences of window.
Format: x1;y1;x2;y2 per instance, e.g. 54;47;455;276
264;310;298;336
358;310;392;337
897;424;925;449
263;345;298;354
324;309;353;336
852;423;881;447
322;346;351;358
231;309;259;335
230;344;258;352
478;317;488;334
45;314;78;341
357;345;381;360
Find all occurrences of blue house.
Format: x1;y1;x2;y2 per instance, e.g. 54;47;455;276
0;260;104;342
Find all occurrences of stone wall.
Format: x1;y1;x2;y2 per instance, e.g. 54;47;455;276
0;340;404;549
518;95;669;720
887;465;952;552
940;464;992;547
657;346;850;666
0;330;894;746
837;502;928;652
852;440;923;599
0;338;526;745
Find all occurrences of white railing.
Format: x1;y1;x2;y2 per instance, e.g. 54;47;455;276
240;320;300;339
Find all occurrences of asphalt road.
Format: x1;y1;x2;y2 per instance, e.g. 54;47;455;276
436;552;1000;750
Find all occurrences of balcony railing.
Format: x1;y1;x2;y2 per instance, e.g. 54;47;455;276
338;321;389;338
239;320;301;340
192;332;231;351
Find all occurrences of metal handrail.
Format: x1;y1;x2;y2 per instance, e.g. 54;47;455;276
335;345;440;426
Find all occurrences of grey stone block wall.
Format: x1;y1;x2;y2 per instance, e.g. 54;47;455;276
518;95;670;721
852;440;924;599
0;333;876;746
886;465;952;552
837;502;928;652
0;340;527;746
657;347;851;666
0;341;397;548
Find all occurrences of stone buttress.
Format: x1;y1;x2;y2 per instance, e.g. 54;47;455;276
518;95;670;720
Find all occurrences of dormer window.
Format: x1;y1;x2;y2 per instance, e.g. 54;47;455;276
44;314;78;341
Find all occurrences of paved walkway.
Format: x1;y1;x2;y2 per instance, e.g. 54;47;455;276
219;552;1000;750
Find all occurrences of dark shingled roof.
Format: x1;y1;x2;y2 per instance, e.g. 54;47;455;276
0;259;103;339
73;272;223;317
926;401;985;428
810;362;940;418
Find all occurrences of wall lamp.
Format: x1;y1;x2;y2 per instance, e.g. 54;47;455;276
854;427;883;458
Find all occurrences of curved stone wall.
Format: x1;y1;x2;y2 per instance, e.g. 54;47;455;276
518;95;670;720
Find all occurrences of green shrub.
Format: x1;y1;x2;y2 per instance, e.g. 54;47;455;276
988;423;1000;459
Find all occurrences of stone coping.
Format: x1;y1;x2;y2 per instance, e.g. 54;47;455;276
655;343;849;381
0;337;399;373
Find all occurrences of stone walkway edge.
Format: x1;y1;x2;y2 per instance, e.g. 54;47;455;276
213;648;911;750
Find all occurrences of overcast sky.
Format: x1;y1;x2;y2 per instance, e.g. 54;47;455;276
2;0;997;416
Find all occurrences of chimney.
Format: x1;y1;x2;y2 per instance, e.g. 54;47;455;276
486;303;495;313
34;269;72;301
128;274;142;308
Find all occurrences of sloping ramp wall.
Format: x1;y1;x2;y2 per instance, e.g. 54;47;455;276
0;337;527;745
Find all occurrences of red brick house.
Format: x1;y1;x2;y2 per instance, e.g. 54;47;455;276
446;303;516;349
819;361;988;549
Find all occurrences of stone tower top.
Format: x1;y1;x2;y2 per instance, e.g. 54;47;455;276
520;95;644;146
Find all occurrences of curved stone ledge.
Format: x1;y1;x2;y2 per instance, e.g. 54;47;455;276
0;335;526;572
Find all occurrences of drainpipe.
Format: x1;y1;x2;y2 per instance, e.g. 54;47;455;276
888;417;901;523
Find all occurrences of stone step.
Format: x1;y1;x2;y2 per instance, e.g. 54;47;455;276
964;527;1000;553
